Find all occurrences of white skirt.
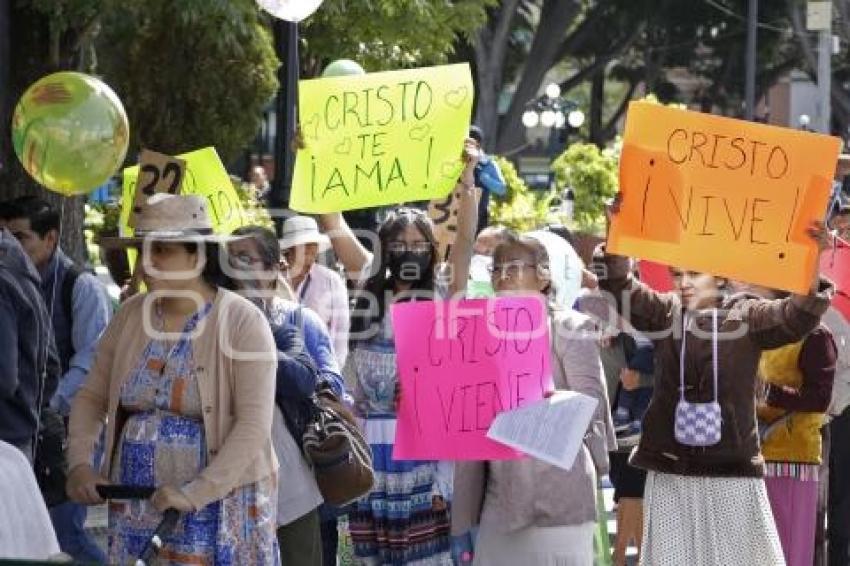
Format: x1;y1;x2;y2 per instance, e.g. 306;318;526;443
640;471;785;566
473;521;595;566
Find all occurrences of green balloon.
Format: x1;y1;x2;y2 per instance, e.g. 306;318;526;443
11;72;129;196
321;59;366;78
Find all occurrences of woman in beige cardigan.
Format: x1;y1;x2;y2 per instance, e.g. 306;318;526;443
65;195;280;563
452;232;614;566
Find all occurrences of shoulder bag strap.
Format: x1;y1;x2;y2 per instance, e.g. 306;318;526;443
679;313;688;402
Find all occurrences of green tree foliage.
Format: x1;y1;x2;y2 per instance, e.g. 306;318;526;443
96;0;279;163
0;0;108;263
300;0;495;76
550;143;618;233
489;156;554;232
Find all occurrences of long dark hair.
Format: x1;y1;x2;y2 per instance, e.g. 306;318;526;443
350;207;440;339
180;241;232;289
232;225;280;269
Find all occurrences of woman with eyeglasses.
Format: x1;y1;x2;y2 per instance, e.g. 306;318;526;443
316;138;479;565
226;225;346;566
451;232;614;566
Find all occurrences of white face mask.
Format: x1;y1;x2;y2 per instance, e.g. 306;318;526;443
469;254;493;282
468;254;495;298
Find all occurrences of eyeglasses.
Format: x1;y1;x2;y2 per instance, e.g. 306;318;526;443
488;261;538;279
387;240;432;254
229;252;264;269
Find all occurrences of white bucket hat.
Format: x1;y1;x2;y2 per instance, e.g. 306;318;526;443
279;215;331;252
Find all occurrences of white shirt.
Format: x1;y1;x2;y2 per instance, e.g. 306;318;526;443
272;409;324;526
296;263;351;367
0;441;61;559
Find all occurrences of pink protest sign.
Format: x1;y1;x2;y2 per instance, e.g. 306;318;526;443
391;297;553;460
821;236;850;321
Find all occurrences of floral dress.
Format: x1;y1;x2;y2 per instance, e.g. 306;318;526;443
108;304;279;565
348;314;453;565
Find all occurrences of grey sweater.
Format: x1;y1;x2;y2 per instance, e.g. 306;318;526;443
451;309;615;535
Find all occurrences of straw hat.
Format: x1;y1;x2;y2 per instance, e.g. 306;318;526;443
99;194;236;248
278;215;330;252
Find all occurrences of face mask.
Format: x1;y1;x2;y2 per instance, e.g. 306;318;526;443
469;254;493;282
387;251;431;282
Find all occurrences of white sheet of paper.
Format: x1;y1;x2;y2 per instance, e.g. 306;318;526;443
486;390;598;471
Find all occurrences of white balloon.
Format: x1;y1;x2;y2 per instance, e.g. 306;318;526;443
257;0;324;22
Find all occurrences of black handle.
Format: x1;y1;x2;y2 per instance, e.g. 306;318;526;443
96;484;157;500
136;508;181;565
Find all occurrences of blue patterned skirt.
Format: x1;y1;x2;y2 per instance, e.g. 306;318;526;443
108;410;279;565
348;415;452;565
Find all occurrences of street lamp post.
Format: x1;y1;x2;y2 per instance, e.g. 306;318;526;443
744;0;757;120
521;83;585;159
522;83;585;192
271;20;299;215
256;0;324;226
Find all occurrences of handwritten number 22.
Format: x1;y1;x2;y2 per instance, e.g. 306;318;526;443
139;162;183;196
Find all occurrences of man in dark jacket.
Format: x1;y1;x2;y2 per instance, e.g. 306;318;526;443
0;228;57;462
1;197;111;564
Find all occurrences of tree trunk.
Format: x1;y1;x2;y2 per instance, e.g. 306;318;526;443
589;69;605;146
0;3;87;265
472;0;521;153
495;0;582;154
600;78;639;144
0;0;10;177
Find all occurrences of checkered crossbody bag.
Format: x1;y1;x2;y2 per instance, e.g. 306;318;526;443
674;309;722;447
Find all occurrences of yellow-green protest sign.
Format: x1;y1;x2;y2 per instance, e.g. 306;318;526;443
290;63;474;213
121;147;246;236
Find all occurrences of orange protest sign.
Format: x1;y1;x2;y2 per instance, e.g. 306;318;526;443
608;102;841;293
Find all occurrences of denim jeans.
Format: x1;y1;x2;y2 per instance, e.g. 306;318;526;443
616;386;652;421
49;501;106;564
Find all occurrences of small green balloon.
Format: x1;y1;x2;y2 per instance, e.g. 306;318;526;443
321;59;366;78
11;71;129;196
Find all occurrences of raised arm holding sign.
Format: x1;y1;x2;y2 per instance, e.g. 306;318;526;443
291;64;474;213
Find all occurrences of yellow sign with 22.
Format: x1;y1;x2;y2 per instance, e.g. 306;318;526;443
121;146;246;236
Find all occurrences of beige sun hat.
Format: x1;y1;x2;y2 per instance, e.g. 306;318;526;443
278;215;330;252
99;194;238;248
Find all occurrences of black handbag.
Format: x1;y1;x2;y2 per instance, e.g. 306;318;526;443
33;407;68;508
